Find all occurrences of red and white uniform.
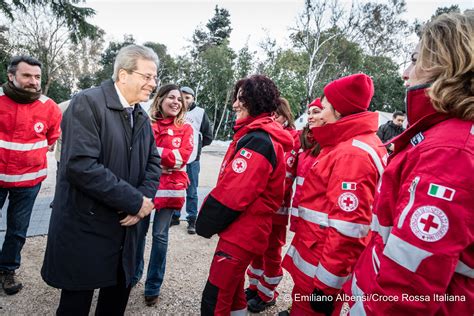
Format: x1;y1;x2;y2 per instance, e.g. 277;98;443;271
0;90;61;188
282;111;386;314
198;114;293;315
247;127;300;302
343;86;474;315
152;117;193;210
289;143;319;233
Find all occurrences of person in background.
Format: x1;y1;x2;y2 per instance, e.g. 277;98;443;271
376;110;406;153
41;44;161;315
0;55;61;295
245;97;299;313
282;73;387;315
170;86;213;234
196;75;293;315
134;84;193;306
288;98;323;233
342;12;473;315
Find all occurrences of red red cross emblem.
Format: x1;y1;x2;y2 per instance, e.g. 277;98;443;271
338;192;358;212
232;158;247;173
420;214;439;233
172;137;181;148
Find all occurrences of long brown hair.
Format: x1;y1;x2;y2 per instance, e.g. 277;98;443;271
418;12;474;120
276;97;295;128
300;125;320;156
149;83;186;126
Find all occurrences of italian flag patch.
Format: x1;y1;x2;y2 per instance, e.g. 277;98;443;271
341;182;357;190
240;149;252;159
428;183;456;201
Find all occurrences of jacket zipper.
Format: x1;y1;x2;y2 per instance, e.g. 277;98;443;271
397;176;420;229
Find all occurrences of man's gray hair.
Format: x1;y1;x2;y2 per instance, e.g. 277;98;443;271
112;44;159;81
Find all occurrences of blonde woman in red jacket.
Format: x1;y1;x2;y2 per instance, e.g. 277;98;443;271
134;84;193;306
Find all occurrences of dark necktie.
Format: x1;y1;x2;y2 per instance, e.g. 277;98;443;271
125;107;134;128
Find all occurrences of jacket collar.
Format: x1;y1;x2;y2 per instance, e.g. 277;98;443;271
311;111;379;148
101;79;127;110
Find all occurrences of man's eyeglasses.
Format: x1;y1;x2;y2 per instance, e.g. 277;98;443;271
130;70;159;84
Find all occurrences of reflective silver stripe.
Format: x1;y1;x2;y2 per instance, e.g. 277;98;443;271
290;207;299;217
230;308;247;316
371;214;392;244
155;190;186;198
38;95;50;103
330;219;370;238
397;176;420;229
0;139;48;151
352;139;384;179
299;206;369;238
276;206;289;215
286;171;294;179
286;245;316;278
248;265;264;276
257;282;274;299
0;168;47;182
296;176;305;185
263;274;283;285
350;274;367;315
455;260;474;278
383;234;432;272
248;277;258;285
157;147;164;156
172;149;183;168
298;206;329;226
371;246;380;273
315;262;351;289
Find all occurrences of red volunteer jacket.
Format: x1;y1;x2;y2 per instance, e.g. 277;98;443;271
0;90;61;188
196;115;294;254
273;127;300;226
344;86;474;315
289;145;319;232
152;117;193;210
282;111;386;295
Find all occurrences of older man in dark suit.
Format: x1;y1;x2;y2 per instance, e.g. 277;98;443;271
41;44;161;315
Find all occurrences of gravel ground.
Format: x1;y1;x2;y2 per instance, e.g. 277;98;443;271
0;146;296;315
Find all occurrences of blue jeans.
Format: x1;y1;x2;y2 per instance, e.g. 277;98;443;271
174;160;200;222
0;183;41;271
133;208;174;296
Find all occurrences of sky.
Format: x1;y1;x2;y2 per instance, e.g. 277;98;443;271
84;0;472;58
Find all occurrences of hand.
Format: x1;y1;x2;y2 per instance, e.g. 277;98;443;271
309;288;334;316
120;214;141;226
48;144;56;152
136;196;154;219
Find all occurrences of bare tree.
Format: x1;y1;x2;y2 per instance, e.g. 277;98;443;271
10;4;71;95
289;0;358;103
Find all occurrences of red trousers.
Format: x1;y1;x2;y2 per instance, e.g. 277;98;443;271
201;239;255;316
246;224;287;302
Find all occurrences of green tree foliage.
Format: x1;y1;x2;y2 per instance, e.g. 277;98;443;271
0;0;100;43
92;35;135;86
362;55;405;112
235;44;253;80
184;5;236;139
144;41;177;84
355;0;409;57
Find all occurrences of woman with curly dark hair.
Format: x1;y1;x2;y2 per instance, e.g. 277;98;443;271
341;12;473;315
196;75;293;315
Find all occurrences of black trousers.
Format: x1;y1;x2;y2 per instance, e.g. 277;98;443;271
56;265;131;316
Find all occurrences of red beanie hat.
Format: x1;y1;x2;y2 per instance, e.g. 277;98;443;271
307;98;322;109
323;73;374;116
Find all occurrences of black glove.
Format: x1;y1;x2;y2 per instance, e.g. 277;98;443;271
309;288;334;316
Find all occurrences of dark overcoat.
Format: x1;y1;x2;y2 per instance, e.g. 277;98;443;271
41;80;161;290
